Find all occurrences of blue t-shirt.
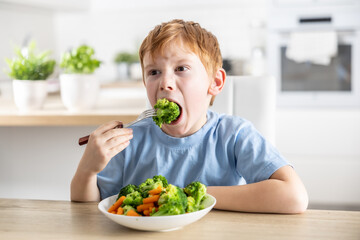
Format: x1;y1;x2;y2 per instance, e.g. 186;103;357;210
97;110;289;199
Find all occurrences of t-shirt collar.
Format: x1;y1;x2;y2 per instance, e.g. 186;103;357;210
153;110;217;149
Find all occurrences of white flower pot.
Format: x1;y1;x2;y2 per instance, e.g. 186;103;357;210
116;62;130;80
129;62;142;80
12;80;48;112
59;74;99;112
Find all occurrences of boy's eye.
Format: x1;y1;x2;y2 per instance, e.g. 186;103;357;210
175;66;188;72
148;70;160;76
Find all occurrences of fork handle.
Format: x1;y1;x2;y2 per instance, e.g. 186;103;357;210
78;122;123;146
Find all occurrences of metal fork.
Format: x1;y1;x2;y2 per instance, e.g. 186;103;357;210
122;108;157;128
78;109;157;146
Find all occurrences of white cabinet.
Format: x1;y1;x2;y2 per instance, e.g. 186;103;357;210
276;108;360;207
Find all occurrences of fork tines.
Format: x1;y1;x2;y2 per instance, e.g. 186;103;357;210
143;109;157;117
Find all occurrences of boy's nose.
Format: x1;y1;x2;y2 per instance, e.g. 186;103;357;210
159;74;175;91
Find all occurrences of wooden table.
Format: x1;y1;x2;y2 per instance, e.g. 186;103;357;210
0;199;359;240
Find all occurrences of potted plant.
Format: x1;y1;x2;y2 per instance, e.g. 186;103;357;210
5;41;56;112
114;51;140;81
59;45;101;111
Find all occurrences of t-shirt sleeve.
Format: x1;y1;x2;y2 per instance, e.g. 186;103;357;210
234;121;290;184
97;153;124;200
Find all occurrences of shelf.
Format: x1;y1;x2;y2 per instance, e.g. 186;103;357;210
0;113;141;126
0;87;148;126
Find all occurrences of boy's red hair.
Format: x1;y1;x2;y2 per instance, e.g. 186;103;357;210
139;19;223;79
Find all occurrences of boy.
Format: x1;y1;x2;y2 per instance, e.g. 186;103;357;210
71;19;308;213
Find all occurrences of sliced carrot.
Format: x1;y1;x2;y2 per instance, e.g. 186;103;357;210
137;202;155;212
117;207;124;215
111;211;116;214
143;194;160;204
126;209;141;216
143;209;150;216
148;185;162;195
108;196;126;213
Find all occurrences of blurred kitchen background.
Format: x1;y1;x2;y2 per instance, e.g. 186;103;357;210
0;0;359;210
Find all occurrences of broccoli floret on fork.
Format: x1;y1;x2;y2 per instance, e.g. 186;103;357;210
153;98;180;128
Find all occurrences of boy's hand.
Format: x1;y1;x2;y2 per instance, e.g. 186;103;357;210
71;120;133;202
79;120;133;175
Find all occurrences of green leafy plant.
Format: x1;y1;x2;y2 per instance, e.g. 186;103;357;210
5;41;56;80
60;45;101;74
114;51;139;63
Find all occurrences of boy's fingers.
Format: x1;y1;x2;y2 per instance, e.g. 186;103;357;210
88;121;123;146
105;131;133;149
102;127;133;142
109;140;131;156
95;120;123;136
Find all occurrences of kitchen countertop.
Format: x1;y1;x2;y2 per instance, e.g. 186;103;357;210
0;198;359;240
0;82;148;126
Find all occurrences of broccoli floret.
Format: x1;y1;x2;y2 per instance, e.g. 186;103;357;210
186;196;198;213
151;184;188;216
122;191;143;207
184;181;207;207
117;184;138;200
122;205;137;215
157;184;187;207
153;175;168;188
138;175;168;198
153;98;180;128
154;201;186;216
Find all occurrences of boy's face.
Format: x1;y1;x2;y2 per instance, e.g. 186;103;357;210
143;40;214;137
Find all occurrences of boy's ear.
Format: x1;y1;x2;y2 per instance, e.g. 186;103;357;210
208;68;226;96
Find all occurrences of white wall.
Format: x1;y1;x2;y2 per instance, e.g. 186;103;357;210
0;0;267;81
53;0;267;82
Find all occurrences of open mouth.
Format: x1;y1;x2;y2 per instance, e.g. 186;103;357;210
168;100;182;125
170;104;182;125
154;97;182;126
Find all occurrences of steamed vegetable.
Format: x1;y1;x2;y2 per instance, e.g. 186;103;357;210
122;191;143;207
123;205;138;216
108;195;126;213
184;181;207;206
153;98;180;128
150;184;187;216
184;181;207;212
116;184;138;200
138;175;168;198
107;175;208;217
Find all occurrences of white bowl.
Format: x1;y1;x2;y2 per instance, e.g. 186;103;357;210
98;193;216;231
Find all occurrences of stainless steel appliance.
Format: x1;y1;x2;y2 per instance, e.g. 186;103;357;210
267;0;360;107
